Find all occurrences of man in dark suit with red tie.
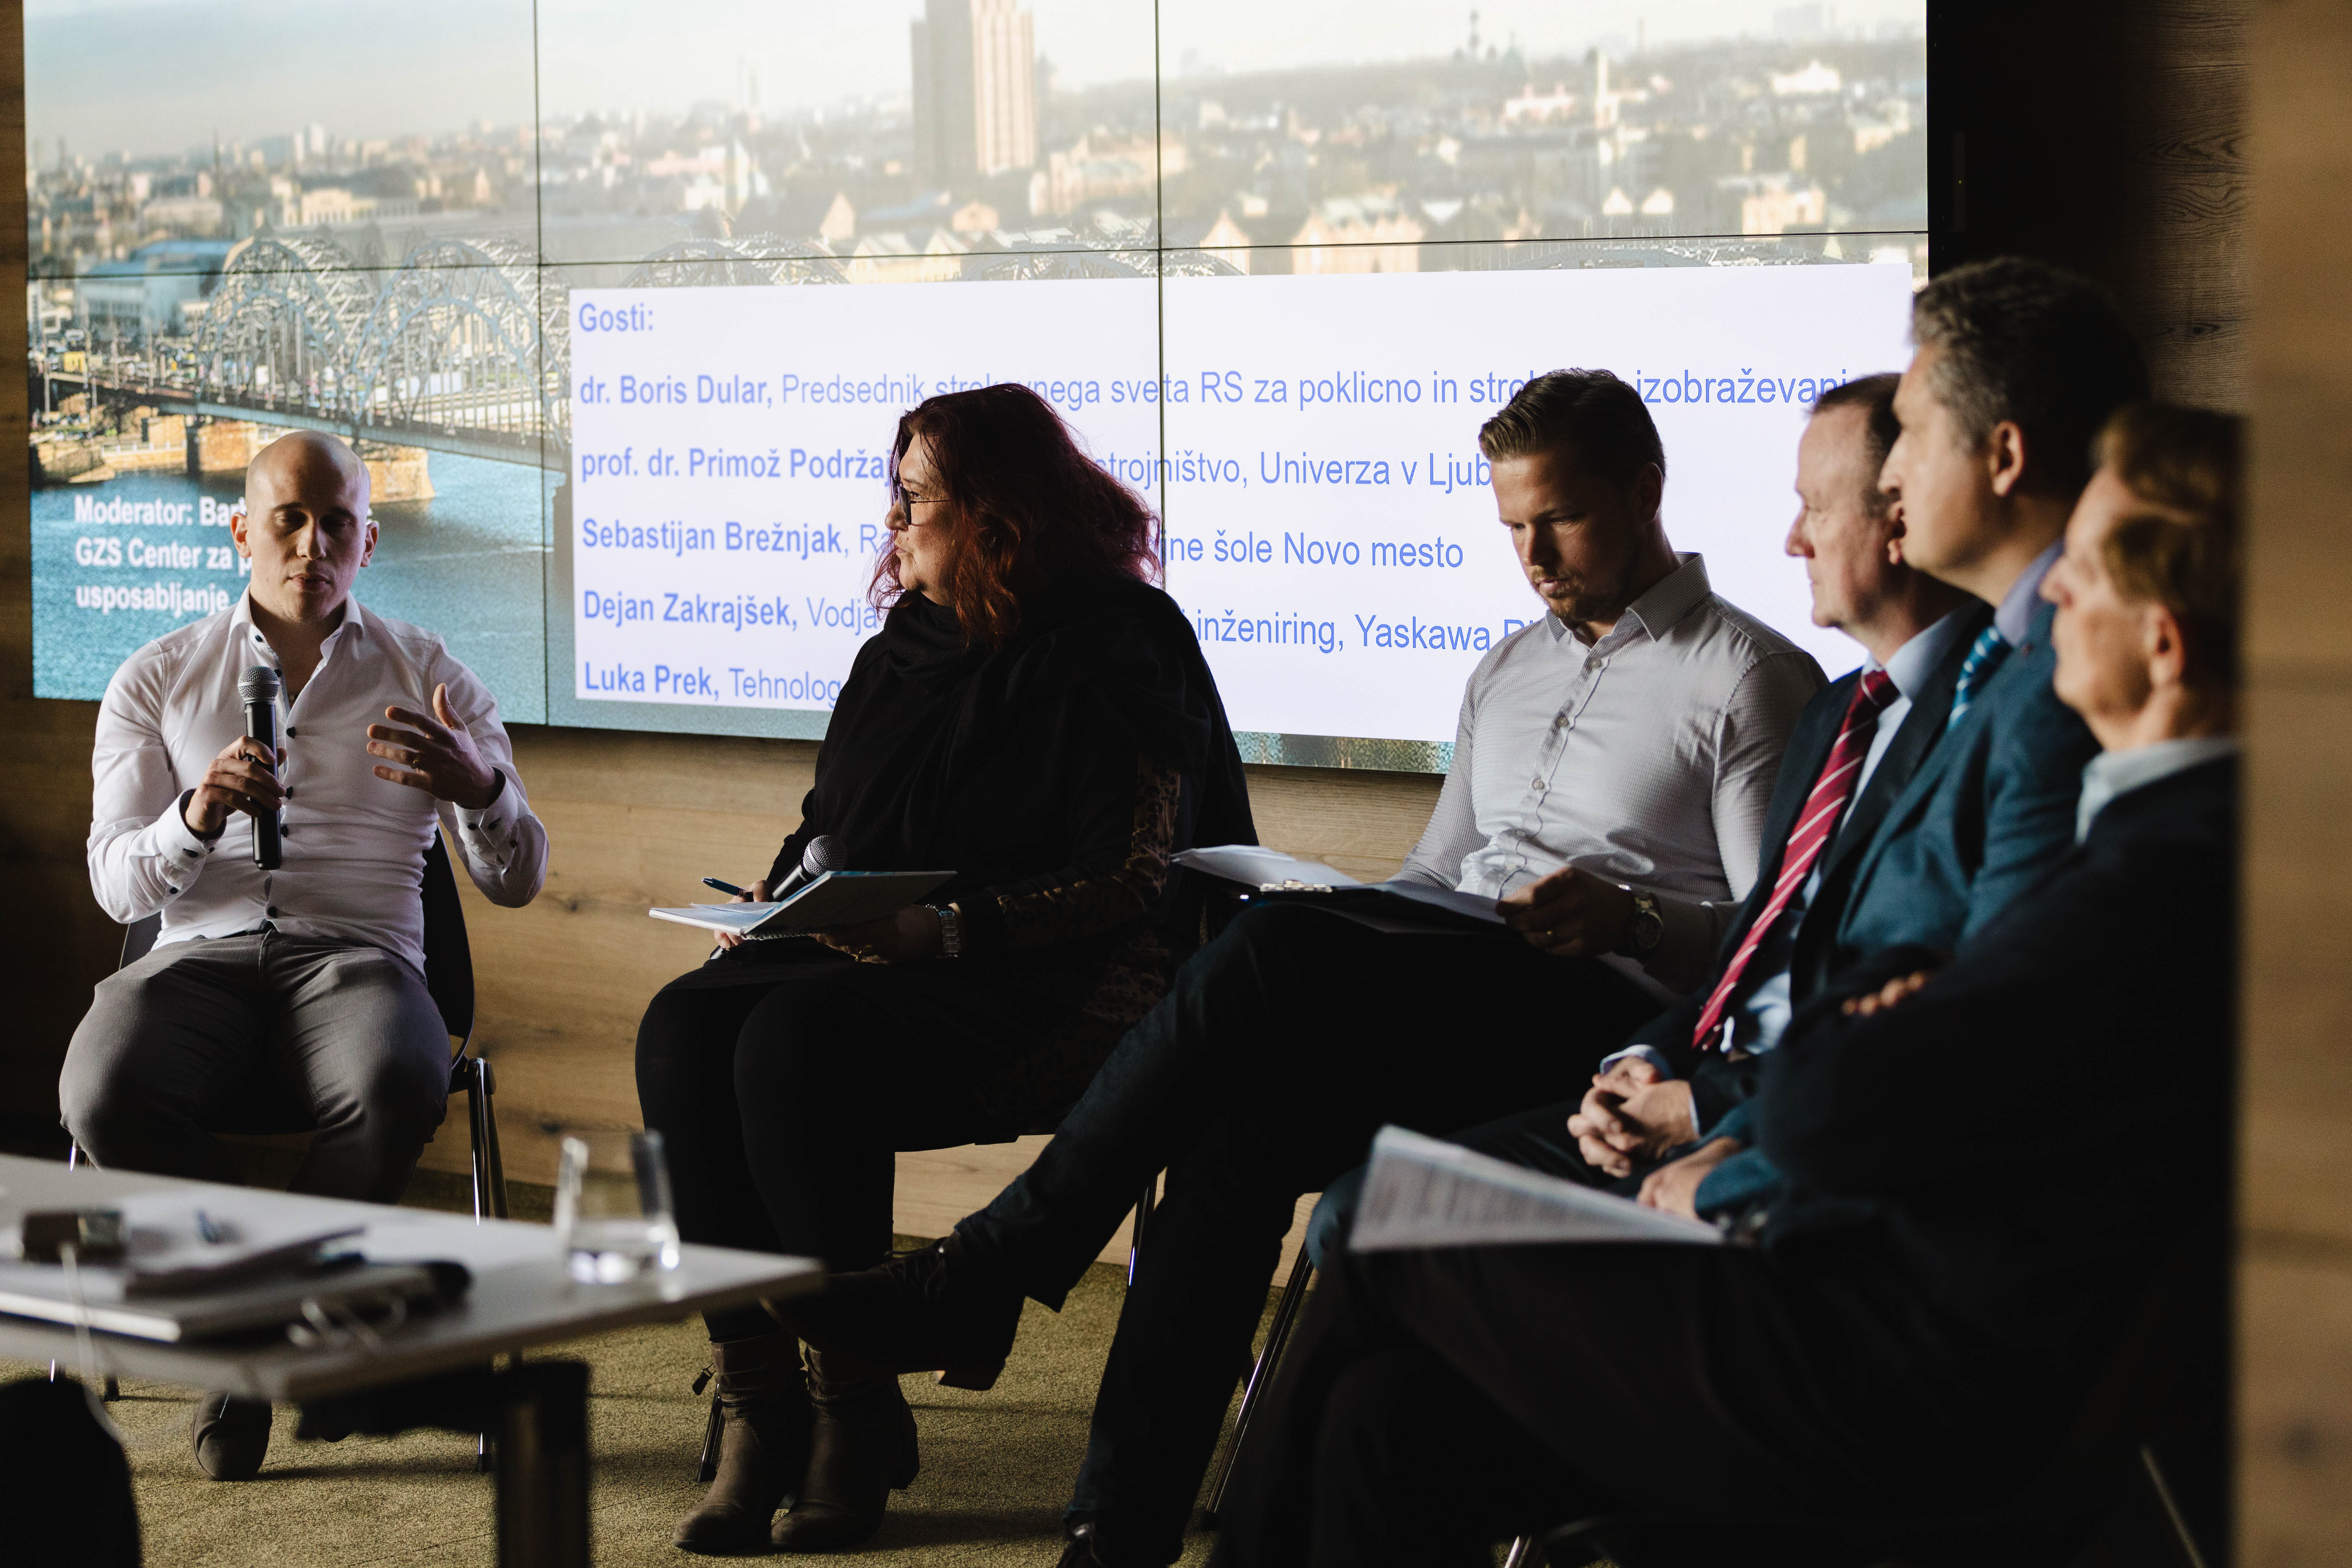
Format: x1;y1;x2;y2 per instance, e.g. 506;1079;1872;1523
1212;399;2242;1568
1300;262;2138;1252
1304;365;1994;1260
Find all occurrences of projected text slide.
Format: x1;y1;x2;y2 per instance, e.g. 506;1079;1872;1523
566;281;1160;710
1156;264;1919;742
567;263;1917;742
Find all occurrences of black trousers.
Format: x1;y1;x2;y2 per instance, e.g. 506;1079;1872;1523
1210;1235;2079;1568
954;901;1660;1561
635;941;1089;1341
1306;1092;1627;1266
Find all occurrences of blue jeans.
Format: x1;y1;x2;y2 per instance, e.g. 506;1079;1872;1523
954;901;1659;1563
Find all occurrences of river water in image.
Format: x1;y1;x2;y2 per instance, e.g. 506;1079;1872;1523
33;449;550;722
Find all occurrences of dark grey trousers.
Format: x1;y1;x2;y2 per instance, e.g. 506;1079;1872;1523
59;931;451;1203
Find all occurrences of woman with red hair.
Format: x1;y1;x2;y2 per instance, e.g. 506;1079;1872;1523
635;383;1253;1555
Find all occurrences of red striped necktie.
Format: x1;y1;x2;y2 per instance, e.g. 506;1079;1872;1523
1690;668;1901;1052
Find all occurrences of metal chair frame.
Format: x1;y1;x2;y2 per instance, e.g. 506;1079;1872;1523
67;833;507;1221
58;833;507;1467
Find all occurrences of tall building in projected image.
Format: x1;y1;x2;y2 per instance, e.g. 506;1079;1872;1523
911;0;1037;191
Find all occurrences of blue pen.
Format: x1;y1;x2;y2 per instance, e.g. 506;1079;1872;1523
194;1209;227;1244
703;878;746;897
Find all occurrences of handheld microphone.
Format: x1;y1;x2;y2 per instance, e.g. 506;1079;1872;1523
238;666;283;870
772;834;840;901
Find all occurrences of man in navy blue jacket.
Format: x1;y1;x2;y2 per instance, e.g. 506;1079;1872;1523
1306;258;2143;1254
1210;401;2242;1568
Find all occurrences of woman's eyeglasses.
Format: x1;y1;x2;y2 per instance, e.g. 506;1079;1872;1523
886;448;950;519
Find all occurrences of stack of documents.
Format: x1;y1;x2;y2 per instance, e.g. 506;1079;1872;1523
1351;1125;1723;1250
0;1194;431;1342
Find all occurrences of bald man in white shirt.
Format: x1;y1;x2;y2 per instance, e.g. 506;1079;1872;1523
63;431;548;1211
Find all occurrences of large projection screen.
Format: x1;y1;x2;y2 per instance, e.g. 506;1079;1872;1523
25;0;1930;771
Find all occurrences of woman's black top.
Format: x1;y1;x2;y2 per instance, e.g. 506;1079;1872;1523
743;571;1255;1120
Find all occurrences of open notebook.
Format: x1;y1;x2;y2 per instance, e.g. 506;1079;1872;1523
649;869;955;939
1351;1125;1723;1251
1173;846;1508;936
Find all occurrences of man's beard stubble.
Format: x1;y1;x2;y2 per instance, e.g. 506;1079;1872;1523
1537;551;1643;630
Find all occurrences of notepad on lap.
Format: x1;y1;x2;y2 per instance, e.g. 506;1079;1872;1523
649;870;956;938
1351;1125;1724;1250
1173;846;1506;935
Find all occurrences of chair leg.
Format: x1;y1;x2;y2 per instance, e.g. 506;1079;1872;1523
45;1363;118;1403
1204;1253;1316;1522
2141;1444;2212;1568
695;1391;725;1482
479;1061;510;1221
464;1059;490;1222
462;1055;510;1223
1128;1172;1158;1288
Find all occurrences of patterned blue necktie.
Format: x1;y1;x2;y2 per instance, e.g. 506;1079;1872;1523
1945;625;2010;731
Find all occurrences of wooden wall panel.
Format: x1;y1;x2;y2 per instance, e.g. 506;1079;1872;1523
0;2;120;1149
2116;1;2252;408
2240;3;2352;1559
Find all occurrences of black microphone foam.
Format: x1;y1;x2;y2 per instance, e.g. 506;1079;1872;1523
239;665;283;870
773;834;840;900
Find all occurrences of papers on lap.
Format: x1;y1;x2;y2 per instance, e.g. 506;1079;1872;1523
1173;846;1506;935
1351;1126;1724;1251
648;869;955;938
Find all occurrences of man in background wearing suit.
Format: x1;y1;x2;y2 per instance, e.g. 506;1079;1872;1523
1345;257;2143;1221
1350;370;1985;1223
1211;400;2243;1568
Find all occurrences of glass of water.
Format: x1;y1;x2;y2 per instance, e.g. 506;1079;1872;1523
553;1129;682;1284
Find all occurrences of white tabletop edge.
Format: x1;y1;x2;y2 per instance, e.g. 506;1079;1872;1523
0;1154;822;1402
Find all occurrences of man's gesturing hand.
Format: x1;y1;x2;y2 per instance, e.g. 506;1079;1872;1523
367;683;500;809
1566;1057;1698;1177
1497;864;1635;957
184;736;286;838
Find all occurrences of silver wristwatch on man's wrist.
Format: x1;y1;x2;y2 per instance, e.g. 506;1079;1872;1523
930;903;963;958
1616;888;1664;956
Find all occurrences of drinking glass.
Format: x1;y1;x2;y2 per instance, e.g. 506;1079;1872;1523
553;1129;681;1284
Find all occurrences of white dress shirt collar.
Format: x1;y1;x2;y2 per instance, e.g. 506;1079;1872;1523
2076;735;2239;842
1879;603;1980;700
1542;553;1714;649
1996;539;2064;646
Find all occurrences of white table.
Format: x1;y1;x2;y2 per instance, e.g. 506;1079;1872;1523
0;1153;820;1567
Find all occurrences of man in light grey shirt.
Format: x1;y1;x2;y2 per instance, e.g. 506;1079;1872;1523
784;370;1824;1568
1397;551;1824;999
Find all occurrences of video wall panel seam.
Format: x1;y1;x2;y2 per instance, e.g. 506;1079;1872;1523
27;0;1930;771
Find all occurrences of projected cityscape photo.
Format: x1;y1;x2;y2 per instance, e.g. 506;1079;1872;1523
26;0;1927;765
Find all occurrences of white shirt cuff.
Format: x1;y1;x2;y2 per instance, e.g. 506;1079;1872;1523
1600;1044;1675;1079
455;771;517;866
161;793;219;861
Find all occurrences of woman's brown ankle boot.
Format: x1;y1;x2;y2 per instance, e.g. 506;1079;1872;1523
672;1331;813;1554
769;1347;920;1553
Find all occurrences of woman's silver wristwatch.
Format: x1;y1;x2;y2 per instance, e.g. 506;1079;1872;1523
930;903;962;958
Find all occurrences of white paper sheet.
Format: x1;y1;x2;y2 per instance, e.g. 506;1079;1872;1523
1350;1126;1723;1251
